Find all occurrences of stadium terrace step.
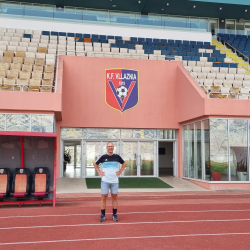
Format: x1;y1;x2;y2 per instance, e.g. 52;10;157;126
220;49;229;53
238;62;249;66
226;53;237;57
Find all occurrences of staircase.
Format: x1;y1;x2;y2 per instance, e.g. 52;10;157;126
212;38;250;75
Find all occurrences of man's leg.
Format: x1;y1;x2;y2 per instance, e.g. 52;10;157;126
101;194;108;209
100;181;109;222
111;183;119;221
111;194;118;209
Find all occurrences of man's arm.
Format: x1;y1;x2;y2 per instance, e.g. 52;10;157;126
93;162;105;176
116;162;126;176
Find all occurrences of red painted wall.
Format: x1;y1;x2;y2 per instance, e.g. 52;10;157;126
58;56;181;129
52;56;250;179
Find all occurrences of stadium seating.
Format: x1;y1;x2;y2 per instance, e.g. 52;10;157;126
0;168;11;199
0;27;56;93
11;168;30;198
0;167;50;200
183;36;250;99
32;167;50;198
1;26;249;99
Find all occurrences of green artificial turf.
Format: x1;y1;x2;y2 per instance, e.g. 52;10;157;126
85;177;173;189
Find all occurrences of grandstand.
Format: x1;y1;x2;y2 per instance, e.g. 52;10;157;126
0;0;250;206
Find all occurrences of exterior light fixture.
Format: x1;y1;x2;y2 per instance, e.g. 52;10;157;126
166;3;169;6
219;7;222;10
245;9;248;12
138;0;141;3
112;4;116;7
162;8;164;10
193;5;196;8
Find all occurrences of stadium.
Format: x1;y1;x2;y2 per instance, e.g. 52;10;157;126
1;0;250;248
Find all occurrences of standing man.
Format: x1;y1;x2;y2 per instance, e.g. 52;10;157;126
93;142;126;222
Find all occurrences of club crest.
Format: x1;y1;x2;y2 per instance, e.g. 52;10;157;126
39;168;43;173
20;169;23;174
105;69;139;113
0;169;3;174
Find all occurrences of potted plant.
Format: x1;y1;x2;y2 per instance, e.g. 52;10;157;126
237;158;247;181
208;161;228;181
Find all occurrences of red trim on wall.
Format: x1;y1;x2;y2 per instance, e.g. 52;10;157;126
0;132;56;137
20;136;24;168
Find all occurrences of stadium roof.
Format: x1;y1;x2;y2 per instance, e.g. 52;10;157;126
4;0;250;20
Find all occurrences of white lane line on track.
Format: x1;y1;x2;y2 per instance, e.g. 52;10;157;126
1;209;250;219
1;232;250;246
1;218;250;230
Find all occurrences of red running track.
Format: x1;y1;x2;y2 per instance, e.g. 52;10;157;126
1;192;250;250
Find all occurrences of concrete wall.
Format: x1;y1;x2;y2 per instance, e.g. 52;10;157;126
187;178;250;190
0;16;212;42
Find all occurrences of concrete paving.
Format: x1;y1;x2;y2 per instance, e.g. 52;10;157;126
56;176;208;194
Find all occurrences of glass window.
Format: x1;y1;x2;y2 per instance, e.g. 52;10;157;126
229;119;248;181
203;120;210;181
210;119;229;181
157;130;176;139
0;135;21;168
6;114;30;132
183;125;189;177
84;128;120;139
208;18;218;33
188;123;195;178
226;20;235;30
31;115;54;133
121;129;156;139
236;20;244;31
0;114;5;131
61;128;83;139
245;21;250;35
195;122;202;180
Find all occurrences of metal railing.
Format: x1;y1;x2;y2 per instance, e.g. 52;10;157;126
0;2;210;32
215;28;250;36
61;50;180;61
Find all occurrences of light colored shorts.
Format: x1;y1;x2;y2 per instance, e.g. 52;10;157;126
101;181;119;195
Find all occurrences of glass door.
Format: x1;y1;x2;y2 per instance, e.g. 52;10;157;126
122;141;156;176
140;142;155;176
85;141;101;177
83;141;119;177
122;142;138;176
63;140;81;178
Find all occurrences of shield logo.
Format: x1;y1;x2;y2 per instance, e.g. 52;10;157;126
105;69;139;113
0;169;3;174
39;168;43;173
20;169;23;174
